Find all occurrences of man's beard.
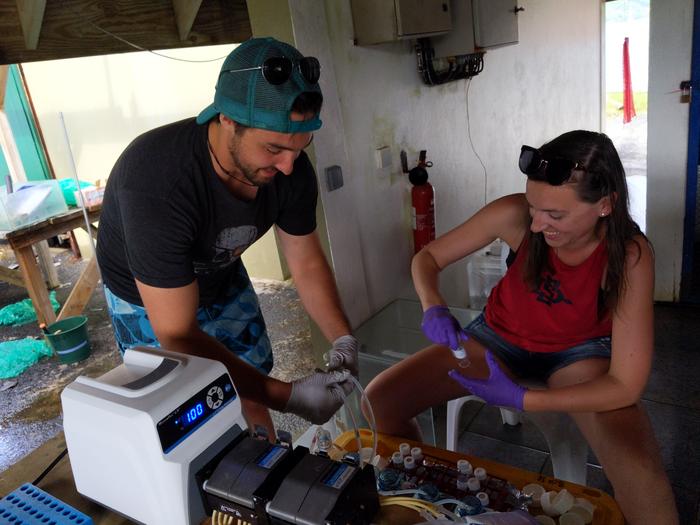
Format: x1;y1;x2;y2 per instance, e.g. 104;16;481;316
227;135;277;187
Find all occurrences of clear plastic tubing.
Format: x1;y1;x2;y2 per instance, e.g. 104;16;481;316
347;374;378;463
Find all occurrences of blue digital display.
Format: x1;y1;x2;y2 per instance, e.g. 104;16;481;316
157;373;237;453
184;403;204;426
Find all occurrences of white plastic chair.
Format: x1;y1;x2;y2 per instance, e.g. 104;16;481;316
446;390;590;485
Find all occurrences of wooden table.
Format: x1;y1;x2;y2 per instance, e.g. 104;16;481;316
0;206;101;327
0;429;623;525
334;430;624;524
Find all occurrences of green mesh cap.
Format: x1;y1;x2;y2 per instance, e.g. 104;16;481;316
196;37;322;133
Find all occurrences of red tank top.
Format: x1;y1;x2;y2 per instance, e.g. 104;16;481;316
485;237;612;353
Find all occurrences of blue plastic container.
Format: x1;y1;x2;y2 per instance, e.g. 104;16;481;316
0;483;93;525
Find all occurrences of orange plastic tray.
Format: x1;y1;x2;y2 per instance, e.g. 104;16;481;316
334;429;624;525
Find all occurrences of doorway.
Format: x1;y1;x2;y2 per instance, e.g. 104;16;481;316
681;0;700;301
604;0;650;233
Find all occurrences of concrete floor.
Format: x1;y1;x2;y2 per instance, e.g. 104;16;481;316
0;246;317;473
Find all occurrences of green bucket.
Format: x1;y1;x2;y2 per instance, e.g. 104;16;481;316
45;315;91;364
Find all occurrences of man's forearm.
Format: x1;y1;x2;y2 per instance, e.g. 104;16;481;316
293;259;351;342
158;330;291;411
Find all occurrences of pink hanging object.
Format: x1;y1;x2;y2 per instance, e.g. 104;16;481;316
622;37;636;124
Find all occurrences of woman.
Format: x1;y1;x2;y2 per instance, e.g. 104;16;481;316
365;131;678;524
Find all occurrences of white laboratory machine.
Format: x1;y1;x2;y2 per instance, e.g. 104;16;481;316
61;346;246;525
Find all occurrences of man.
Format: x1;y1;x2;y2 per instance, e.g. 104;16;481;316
96;37;358;437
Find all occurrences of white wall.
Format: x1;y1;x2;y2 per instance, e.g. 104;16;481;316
22;46;231;185
646;0;694;300
21;45;290;280
291;0;601;326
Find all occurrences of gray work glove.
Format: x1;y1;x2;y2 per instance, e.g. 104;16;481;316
327;335;359;377
285;370;354;424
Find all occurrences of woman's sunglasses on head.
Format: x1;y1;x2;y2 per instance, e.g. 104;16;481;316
223;56;321;86
519;145;584;186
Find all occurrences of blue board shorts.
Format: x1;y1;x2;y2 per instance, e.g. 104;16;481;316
103;265;273;375
465;313;611;382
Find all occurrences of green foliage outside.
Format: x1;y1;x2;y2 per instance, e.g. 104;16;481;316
606;91;648;118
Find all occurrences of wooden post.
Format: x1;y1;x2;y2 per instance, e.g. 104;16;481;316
14;244;56;325
57;256;99;321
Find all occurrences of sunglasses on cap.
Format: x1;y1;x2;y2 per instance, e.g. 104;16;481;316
519;145;584;186
223;56;321;86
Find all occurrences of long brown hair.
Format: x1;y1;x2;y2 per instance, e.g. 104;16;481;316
522;130;646;314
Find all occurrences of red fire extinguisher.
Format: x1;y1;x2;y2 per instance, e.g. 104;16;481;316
409;150;435;254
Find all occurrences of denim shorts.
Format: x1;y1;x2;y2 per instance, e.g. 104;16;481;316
103;266;273;375
465;313;611;382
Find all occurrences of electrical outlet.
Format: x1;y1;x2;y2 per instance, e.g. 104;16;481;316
325;165;344;191
375;146;392;170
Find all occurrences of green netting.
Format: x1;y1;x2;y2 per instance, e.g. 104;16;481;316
58;178;94;206
0;291;60;326
0;338;52;379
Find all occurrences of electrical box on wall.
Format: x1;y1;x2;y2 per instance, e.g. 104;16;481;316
472;0;519;49
351;0;452;45
431;0;476;57
422;0;520;58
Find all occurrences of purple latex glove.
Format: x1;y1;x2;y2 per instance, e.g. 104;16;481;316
421;305;468;350
448;351;527;410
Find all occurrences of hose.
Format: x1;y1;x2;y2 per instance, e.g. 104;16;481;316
347;374;378;464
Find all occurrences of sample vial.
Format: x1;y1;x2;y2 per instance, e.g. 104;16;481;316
467;477;481;492
391;451;404;468
476;491;490;507
399;442;411;456
377;469;401;491
410;447;424;463
403;456;416;472
457;459;473;476
456;476;469;492
474;467;487;481
315;428;332;455
451;344;471;368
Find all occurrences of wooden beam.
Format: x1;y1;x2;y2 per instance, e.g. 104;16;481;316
0;65;8;109
6;207;101;250
57;256;99;321
0;0;251;65
0;264;26;288
172;0;203;41
35;240;60;289
15;0;46;50
80;223;99;240
14;244;56;325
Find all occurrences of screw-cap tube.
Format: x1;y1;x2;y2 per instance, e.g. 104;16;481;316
457;459;473;476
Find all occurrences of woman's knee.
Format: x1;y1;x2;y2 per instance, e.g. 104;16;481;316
577;405;665;478
363;369;399;419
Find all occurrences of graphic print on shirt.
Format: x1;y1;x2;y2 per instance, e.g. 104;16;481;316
193;225;258;275
534;273;573;306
